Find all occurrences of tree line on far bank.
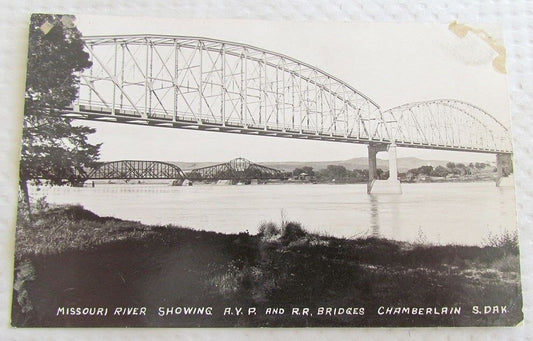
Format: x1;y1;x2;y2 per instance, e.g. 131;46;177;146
289;161;495;183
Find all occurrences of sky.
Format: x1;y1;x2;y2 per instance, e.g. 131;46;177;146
72;16;512;164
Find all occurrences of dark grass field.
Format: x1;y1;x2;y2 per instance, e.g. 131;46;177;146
11;205;523;327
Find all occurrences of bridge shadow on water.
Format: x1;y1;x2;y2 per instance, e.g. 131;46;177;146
368;194;400;241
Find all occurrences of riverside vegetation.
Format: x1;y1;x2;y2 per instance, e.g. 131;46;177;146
12;202;522;327
290;161;500;184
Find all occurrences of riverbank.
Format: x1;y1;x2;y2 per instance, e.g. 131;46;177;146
12;205;522;327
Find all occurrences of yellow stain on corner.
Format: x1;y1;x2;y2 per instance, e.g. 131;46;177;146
449;21;507;74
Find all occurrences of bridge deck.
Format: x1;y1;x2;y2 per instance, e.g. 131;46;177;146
64;105;511;155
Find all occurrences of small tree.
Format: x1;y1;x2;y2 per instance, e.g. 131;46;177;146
431;165;450;178
301;166;315;176
418;165;433;176
19;14;100;213
475;162;486;169
326;165;347;180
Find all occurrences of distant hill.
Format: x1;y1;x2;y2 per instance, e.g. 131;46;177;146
170;157;452;173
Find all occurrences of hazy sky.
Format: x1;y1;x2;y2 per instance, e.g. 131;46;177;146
73;16;511;164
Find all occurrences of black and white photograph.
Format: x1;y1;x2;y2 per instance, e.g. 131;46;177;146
10;14;522;328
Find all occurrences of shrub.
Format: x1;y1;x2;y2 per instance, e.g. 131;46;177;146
281;222;307;242
34;196;49;211
486;230;519;255
206;263;242;297
492;254;520;273
258;221;280;238
206;263;265;298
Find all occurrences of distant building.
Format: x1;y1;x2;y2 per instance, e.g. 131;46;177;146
295;172;315;181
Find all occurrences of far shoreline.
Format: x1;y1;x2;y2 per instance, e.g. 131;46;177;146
43;177;504;186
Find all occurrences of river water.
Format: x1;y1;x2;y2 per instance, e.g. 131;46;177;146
30;182;517;246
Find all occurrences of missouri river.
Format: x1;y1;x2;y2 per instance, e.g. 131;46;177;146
30;182;516;245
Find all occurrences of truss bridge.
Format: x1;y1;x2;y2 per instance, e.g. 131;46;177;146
82;160;187;182
187;158;285;183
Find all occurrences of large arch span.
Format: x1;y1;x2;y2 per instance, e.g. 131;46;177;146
69;35;384;144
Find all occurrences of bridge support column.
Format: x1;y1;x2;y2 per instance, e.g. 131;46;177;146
367;143;402;194
367;143;386;193
496;153;514;187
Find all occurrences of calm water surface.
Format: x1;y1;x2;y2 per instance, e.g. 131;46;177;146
31;182;517;245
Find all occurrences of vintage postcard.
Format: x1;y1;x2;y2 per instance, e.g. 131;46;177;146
11;14;522;327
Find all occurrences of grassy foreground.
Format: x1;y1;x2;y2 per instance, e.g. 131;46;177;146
12;205;522;327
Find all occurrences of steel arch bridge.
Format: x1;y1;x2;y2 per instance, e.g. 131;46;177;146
65;34;513;154
188;158;284;182
84;160;187;180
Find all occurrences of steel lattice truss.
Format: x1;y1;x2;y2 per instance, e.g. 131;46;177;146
188;158;283;181
65;35;513;154
86;160;186;180
381;100;512;153
71;35;383;143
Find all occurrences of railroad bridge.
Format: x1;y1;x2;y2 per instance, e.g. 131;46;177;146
77;158;283;185
62;35;513;193
187;158;285;183
79;160;187;183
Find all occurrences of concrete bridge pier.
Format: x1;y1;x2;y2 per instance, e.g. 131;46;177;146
367;143;402;194
496;153;514;187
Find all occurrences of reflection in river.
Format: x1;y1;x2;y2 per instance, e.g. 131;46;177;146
30;182;516;246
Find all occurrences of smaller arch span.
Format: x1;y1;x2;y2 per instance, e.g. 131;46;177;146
381;99;512;153
86;160;187;180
